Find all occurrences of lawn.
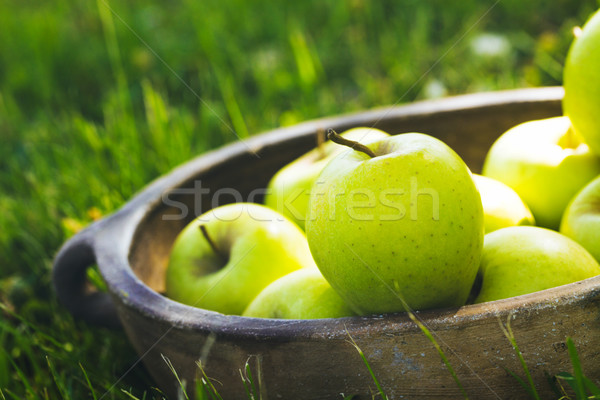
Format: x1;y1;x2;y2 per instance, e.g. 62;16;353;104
1;0;599;398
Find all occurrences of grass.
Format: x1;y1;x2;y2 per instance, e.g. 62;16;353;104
556;338;600;399
500;315;541;400
1;0;600;398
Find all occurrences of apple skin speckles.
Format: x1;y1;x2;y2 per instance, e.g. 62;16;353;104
306;132;484;315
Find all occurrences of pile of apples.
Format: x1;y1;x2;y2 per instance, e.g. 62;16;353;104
165;9;600;319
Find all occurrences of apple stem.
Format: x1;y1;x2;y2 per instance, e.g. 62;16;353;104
199;225;227;262
327;129;377;158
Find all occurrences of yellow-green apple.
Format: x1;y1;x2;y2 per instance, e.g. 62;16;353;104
560;175;600;262
166;203;316;315
474;226;600;303
563;9;600;155
305;131;484;315
242;268;356;319
482;116;600;229
264;127;389;230
472;174;535;233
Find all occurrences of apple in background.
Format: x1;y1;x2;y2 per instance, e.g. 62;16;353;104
563;8;600;155
263;127;389;230
474;226;600;304
560;175;600;262
482;116;600;230
242;268;356;319
165;203;316;315
472;174;535;233
305;131;484;315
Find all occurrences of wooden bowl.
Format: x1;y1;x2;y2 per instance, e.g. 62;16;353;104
53;87;600;399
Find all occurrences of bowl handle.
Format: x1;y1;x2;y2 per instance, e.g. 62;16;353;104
52;225;121;329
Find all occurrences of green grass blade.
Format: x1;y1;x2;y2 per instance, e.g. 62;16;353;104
4;353;34;398
0;389;21;400
565;338;588;399
0;303;68;350
345;328;388;400
499;316;540;400
239;368;253;400
404;310;469;399
289;27;319;90
195;380;208;400
96;0;133;117
79;362;98;400
239;361;252;399
120;389;142;399
583;376;600;398
86;264;108;293
214;71;249;140
241;358;258;400
196;380;218;400
345;246;468;399
46;356;68;399
195;361;223;400
246;359;256;398
0;330;9;389
239;355;263;400
162;354;189;400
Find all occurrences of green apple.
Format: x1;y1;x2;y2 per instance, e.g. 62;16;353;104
474;226;600;304
165;203;316;315
482;116;600;229
563;9;600;155
305;131;484;315
560;175;600;262
472;174;535;233
264;127;389;230
242;268;356;319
